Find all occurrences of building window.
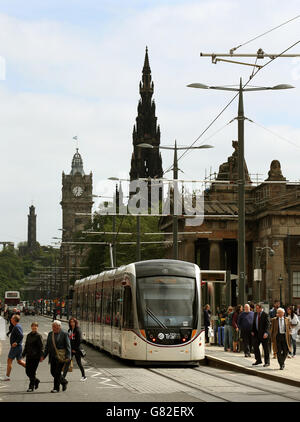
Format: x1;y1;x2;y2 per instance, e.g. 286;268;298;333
292;272;300;298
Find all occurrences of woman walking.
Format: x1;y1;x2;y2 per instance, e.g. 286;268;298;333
232;304;243;352
224;306;234;351
287;305;299;358
22;322;43;392
62;317;87;381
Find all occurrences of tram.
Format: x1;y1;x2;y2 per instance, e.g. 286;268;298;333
72;259;205;364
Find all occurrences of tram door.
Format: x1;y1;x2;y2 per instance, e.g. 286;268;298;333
111;278;123;357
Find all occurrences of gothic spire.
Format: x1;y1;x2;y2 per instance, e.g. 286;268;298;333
130;47;163;181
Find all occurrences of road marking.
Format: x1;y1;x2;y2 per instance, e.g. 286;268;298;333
96;377;121;388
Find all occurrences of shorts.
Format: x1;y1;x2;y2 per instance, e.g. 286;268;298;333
8;345;22;360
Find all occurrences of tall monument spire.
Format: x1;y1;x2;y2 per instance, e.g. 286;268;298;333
130;47;163;181
27;205;37;251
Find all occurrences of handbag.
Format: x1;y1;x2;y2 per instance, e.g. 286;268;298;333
52;332;69;363
79;347;86;358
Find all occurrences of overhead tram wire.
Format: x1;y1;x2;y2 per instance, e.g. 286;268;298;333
247;118;300;150
163;39;300;175
230;14;300;53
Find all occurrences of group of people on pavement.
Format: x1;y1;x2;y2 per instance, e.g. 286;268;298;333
0;312;87;393
204;301;300;370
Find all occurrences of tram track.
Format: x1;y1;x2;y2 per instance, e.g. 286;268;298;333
193;366;300;402
145;366;299;402
146;368;230;402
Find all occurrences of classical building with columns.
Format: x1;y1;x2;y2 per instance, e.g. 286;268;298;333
160;142;300;307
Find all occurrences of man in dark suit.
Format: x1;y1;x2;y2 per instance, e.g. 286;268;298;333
270;307;291;370
251;303;270;367
203;304;211;344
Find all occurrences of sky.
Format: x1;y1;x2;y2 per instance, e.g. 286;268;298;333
0;0;300;247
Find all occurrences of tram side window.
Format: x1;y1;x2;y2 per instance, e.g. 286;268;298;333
79;289;84;320
83;290;88;321
123;286;133;329
112;283;122;328
103;285;112;325
95;285;102;323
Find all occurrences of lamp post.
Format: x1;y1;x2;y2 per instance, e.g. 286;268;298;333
188;80;294;304
138;141;213;259
278;274;283;306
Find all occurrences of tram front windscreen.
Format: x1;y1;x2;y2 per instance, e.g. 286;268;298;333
137;276;198;330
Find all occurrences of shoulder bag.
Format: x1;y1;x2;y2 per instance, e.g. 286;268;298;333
52;332;69;363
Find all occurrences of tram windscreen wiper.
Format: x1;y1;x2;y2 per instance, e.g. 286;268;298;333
146;306;167;329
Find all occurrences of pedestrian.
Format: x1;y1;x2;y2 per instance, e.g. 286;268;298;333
216;310;226;347
223;306;233;352
286;305;299;358
40;320;71;393
62;317;87;382
203;304;211;344
232;305;243;352
269;299;280;359
251;303;270;367
22;322;44;392
0;314;26;381
6;308;20;336
52;307;57;322
270;307;291;370
238;303;254;357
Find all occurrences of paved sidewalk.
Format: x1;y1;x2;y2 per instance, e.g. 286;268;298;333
205;344;300;387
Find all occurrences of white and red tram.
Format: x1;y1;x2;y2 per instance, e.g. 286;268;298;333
72;259;205;364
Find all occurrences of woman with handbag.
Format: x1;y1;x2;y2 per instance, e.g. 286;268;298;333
62;317;87;382
41;320;71;393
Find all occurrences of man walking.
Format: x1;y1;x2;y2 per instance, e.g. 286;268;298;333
251;303;270;367
203;304;211;344
270;307;291;370
269;299;280;359
41;320;71;393
0;314;26;381
238;303;254;357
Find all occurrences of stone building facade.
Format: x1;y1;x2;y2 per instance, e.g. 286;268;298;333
60;149;93;295
160;142;300;306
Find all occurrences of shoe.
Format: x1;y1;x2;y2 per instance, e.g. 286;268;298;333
0;376;10;381
80;376;87;382
263;363;270;367
252;361;262;366
34;379;40;390
62;381;68;391
27;388;33;392
280;366;284;370
51;389;59;393
288;354;292;359
273;355;277;359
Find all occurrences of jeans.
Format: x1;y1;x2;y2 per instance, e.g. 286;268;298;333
224;325;233;350
289;336;296;356
218;327;224;346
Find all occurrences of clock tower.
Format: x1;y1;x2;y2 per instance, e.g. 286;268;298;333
60;149;93;295
61;148;93;240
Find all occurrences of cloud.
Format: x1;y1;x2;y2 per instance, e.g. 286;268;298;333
0;0;300;246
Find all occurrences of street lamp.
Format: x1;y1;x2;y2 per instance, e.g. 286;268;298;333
188;80;294;304
138;141;213;259
278;274;283;306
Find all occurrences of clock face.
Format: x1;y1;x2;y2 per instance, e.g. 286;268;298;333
72;186;83;197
